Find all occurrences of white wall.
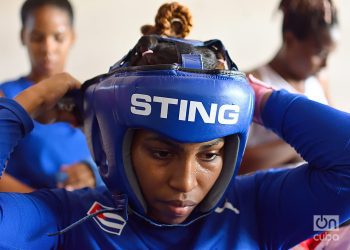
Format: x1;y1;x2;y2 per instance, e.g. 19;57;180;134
0;0;349;111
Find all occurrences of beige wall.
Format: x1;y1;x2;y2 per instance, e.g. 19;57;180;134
0;0;349;111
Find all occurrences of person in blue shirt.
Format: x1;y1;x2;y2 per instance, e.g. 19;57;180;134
1;35;350;249
0;73;81;173
0;0;99;192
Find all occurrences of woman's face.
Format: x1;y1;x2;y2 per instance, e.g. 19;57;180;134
285;27;338;80
21;5;75;78
131;130;224;224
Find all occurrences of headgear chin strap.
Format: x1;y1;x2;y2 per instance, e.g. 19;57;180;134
83;35;254;222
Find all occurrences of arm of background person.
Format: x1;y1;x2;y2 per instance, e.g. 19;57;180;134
0;73;80;192
0;73;80;174
15;73;80;119
2;73;101;193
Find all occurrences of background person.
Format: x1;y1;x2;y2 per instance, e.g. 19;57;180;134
241;0;339;174
0;0;100;192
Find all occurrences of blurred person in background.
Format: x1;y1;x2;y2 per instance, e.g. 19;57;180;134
241;0;339;174
0;0;101;192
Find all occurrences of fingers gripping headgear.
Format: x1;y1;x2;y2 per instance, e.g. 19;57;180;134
83;35;254;220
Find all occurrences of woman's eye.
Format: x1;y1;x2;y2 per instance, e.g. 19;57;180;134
30;34;43;43
152;150;171;159
200;153;218;161
55;34;65;43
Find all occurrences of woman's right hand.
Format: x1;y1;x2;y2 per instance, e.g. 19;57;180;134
247;74;274;125
14;73;81;122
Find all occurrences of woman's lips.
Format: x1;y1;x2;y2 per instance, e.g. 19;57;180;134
42;60;55;69
162;200;197;217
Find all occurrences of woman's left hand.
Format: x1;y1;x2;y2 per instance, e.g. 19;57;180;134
57;162;96;191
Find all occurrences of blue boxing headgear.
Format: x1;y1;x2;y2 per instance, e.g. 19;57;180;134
83;35;254;222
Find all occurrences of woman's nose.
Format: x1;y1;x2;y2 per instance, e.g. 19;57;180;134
168;157;198;193
41;37;56;54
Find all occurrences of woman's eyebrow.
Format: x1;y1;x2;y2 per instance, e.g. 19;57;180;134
200;138;224;149
145;136;224;150
145;136;180;148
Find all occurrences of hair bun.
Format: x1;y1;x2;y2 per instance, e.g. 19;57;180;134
140;2;193;38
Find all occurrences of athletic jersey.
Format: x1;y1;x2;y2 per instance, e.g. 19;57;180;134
248;65;328;148
0;77;92;188
1;90;350;249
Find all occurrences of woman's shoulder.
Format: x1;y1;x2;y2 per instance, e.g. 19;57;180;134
0;77;32;98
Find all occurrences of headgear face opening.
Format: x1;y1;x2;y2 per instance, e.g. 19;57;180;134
83;35;254;223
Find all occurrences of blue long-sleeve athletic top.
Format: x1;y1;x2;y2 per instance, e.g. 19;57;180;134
0;90;350;249
0;77;93;188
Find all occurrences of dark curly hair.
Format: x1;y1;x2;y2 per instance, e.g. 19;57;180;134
128;35;226;70
279;0;338;40
21;0;74;26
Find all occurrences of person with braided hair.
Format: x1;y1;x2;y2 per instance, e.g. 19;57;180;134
241;0;339;174
140;2;193;38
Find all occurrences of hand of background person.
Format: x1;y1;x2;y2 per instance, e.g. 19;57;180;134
57;162;96;191
247;74;274;125
14;73;81;122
